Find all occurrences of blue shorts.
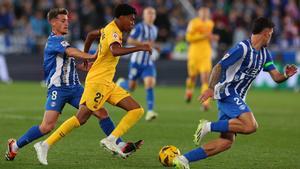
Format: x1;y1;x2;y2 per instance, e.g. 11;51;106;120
217;95;251;120
45;85;84;113
128;63;156;81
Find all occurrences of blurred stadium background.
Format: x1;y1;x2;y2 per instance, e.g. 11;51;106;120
0;0;299;89
1;1;300;169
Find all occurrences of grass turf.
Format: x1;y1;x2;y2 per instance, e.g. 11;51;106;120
0;82;299;169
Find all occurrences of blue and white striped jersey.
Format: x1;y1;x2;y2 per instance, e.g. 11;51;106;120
214;39;276;101
129;22;158;66
44;32;80;88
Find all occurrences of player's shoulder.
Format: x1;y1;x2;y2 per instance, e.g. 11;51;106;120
104;21;121;33
190;18;199;23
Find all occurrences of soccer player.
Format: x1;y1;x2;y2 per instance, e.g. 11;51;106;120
5;8;136;162
118;7;159;121
173;17;298;169
34;4;151;165
185;7;219;111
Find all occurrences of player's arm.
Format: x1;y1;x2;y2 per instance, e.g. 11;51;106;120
128;38;158;51
185;21;208;43
110;42;152;57
84;29;101;53
199;44;245;102
199;64;222;103
127;37;144;46
268;65;297;83
65;47;96;60
77;29;101;72
263;49;297;83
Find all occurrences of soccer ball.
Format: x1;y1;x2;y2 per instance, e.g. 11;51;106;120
158;145;181;167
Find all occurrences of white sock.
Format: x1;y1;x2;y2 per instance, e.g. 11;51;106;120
107;135;117;142
206;122;212;132
117;142;126;149
12;142;19;152
180;155;189;163
42;141;49;148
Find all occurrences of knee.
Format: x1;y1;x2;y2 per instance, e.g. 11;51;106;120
131;107;144;117
243;123;258;134
138;107;145;116
95;108;109;120
39;123;55;134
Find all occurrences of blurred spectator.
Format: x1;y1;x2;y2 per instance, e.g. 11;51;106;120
30;9;49;52
0;0;13;83
0;0;299;60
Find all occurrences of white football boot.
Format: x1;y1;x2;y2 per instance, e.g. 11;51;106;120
193;119;210;145
173;155;190;169
100;137;128;159
34;141;49;165
145;111;158;121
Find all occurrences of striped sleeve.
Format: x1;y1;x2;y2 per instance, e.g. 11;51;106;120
263;49;276;72
129;24;142;39
53;36;71;54
219;42;246;69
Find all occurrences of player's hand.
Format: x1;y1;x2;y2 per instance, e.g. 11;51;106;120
139;44;152;55
198;88;214;103
284;64;298;78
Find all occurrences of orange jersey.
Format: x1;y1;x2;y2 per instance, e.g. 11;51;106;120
85;20;123;84
186;18;214;60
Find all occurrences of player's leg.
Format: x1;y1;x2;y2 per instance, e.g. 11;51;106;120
91;108;123;144
143;64;157;121
185;60;197;103
194;95;257;144
5;110;59;161
6;87;66;161
199;71;210;111
199;57;212;111
174;132;235;168
194;112;257;145
34;104;92;165
118;63;139;91
68;86;124;144
100;85;144;157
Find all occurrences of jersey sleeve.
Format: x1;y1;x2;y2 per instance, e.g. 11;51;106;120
185;20;208;43
107;28;122;46
219;44;245;69
129;24;141;39
263;49;276;72
53;37;71;54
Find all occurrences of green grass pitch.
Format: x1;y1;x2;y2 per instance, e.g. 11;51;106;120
0;82;299;169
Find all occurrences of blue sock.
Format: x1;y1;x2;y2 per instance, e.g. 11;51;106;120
99;117;122;144
184;147;207;162
16;125;44;148
211;120;229;132
119;80;129;91
146;88;154;111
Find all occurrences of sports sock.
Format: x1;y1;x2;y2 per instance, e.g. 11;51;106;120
119;79;129;91
111;108;144;138
146;88;154;111
211;120;229;132
16;125;44;149
183;147;207;162
186;78;195;90
99;117;122;144
45;116;80;146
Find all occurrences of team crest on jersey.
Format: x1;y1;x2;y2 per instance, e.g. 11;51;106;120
51;101;56;107
239;104;246;110
113;32;119;40
61;41;70;47
222;53;230;60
